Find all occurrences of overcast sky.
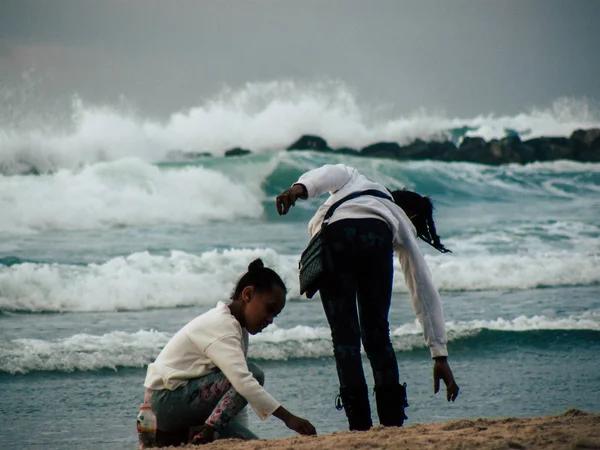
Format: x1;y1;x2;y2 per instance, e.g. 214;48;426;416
1;0;599;118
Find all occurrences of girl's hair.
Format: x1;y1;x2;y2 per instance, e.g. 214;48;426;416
389;189;451;253
231;258;287;300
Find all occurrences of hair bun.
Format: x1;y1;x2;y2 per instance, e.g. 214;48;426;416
248;258;265;272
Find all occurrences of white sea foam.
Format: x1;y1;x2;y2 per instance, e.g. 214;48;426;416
1;152;598;234
1;313;597;373
0;330;169;374
1;81;598;174
421;252;600;292
0;247;598;313
0;158;271;233
0;249;300;312
394;312;600;335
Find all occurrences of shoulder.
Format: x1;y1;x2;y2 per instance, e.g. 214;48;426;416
333;164;358;175
185;304;241;339
311;164;357;177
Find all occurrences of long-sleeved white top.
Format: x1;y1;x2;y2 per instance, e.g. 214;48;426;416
295;164;448;358
144;302;281;419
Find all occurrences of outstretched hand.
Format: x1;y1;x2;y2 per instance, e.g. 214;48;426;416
433;357;460;402
276;184;307;216
285;414;317;436
273;405;317;436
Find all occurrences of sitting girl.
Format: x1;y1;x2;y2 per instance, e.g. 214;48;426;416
142;258;316;446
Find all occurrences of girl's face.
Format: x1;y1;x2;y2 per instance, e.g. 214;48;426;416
241;284;286;335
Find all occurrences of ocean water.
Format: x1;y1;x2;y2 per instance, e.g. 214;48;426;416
1;89;600;449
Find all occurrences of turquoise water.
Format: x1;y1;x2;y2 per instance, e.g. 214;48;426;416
1;151;599;449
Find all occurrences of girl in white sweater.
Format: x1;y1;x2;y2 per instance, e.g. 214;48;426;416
143;258;316;446
276;164;459;431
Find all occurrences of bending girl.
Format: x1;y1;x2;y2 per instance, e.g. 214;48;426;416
276;164;459;431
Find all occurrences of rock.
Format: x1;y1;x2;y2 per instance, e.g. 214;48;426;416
459;136;487;151
490;136;536;164
224;147;252;157
400;139;457;160
571;128;600;162
570;128;600;146
216;128;600;165
577;146;600;162
287;135;331;152
359;140;456;161
360;142;402;157
450;136;533;165
452;137;490;163
523;137;574;161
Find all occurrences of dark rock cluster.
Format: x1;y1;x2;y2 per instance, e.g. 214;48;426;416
165;128;600;165
284;129;600;165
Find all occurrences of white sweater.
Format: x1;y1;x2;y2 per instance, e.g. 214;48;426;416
296;164;448;358
144;302;281;419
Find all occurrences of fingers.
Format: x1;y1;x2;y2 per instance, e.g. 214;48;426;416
442;369;459;402
290;418;317;436
433;360;460;402
276;191;296;215
301;420;317;436
276;195;288;215
447;382;460;402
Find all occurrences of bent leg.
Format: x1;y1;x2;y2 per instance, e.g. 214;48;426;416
151;370;232;432
205;384;248;430
151;365;264;445
198;364;265;440
216;362;262;440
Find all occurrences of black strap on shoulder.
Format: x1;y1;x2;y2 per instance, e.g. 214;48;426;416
322;189;393;227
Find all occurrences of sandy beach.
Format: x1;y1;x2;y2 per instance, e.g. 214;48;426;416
171;409;600;450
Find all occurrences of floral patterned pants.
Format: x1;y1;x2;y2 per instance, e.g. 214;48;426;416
147;362;263;442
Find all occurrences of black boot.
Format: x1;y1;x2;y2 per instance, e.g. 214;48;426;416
336;385;373;431
374;383;409;427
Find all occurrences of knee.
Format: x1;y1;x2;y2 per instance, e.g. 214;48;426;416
333;344;362;360
247;362;265;386
330;321;362;347
362;332;393;356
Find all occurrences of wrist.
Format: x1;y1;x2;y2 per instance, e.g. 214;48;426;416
292;183;308;199
273;406;292;423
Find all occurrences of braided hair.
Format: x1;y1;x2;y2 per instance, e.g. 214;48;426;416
389;189;451;253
